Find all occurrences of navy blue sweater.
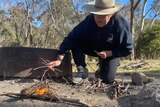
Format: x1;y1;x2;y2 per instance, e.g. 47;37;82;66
59;14;134;58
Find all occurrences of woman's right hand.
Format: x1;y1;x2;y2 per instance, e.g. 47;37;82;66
47;60;61;71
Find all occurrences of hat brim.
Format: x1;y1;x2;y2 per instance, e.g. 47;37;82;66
83;1;123;15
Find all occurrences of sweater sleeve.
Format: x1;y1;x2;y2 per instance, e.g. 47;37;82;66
58;16;91;55
111;22;134;58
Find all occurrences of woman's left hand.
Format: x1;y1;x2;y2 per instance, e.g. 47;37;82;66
96;50;112;59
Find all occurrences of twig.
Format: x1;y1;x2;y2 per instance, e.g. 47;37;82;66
41;69;49;82
123;83;130;93
62;77;69;84
87;62;96;72
40;58;49;64
55;68;63;73
51;68;59;77
47;73;54;82
33;66;48;70
87;83;97;92
45;59;50;63
42;62;47;66
35;57;73;84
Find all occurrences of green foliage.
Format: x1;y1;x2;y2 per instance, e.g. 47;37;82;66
140;25;160;58
0;22;25;47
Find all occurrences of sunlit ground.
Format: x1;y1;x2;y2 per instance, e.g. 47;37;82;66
72;59;160;75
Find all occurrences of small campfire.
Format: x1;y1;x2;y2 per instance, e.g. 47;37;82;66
18;79;93;106
6;58;91;106
36;86;46;95
21;80;56;95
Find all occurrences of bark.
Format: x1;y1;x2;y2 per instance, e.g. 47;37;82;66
130;0;134;35
150;11;160;26
130;0;140;60
140;0;147;33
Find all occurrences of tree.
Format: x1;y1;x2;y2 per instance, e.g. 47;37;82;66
2;0;47;47
140;25;160;59
124;0;160;59
135;0;160;59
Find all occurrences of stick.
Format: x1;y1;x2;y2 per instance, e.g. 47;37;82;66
0;93;89;106
0;93;20;96
79;100;93;107
123;83;130;93
41;69;49;82
30;94;92;106
40;58;49;64
33;66;48;70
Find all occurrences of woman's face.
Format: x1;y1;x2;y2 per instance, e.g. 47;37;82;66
94;14;112;27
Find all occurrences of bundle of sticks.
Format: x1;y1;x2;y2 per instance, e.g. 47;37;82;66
20;80;80;102
82;78;109;93
106;80;131;99
21;80;55;94
75;78;131;99
76;78;108;93
120;60;150;70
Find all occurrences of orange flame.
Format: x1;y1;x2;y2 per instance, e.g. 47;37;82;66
36;86;47;95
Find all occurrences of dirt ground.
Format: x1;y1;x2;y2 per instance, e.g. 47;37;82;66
0;73;159;107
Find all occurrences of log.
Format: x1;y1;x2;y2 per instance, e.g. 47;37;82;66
0;93;91;107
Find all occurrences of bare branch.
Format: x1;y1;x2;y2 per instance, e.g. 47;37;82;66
133;0;141;11
144;0;160;17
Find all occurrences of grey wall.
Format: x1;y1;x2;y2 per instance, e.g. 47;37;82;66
0;47;72;79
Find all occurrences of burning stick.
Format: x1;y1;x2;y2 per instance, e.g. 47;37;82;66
21;81;48;95
36;86;47;95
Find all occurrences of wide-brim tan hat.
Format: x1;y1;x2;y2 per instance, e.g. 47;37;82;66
83;0;123;15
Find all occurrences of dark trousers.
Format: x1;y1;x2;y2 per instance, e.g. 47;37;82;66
71;48;120;84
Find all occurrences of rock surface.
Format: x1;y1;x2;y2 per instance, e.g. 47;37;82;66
131;72;154;86
133;80;160;107
119;79;160;107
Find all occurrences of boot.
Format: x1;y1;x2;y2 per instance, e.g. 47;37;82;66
73;66;88;84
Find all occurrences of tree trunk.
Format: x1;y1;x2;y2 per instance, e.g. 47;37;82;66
130;0;135;60
140;0;147;32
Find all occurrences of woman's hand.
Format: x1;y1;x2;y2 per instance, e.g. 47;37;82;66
96;50;112;59
48;55;64;70
47;60;61;71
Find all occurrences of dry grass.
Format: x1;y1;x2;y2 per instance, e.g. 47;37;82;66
72;59;160;75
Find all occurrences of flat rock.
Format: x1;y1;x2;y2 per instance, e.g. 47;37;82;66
133;80;160;107
131;72;154;86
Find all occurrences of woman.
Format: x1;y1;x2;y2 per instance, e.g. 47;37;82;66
48;0;134;84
